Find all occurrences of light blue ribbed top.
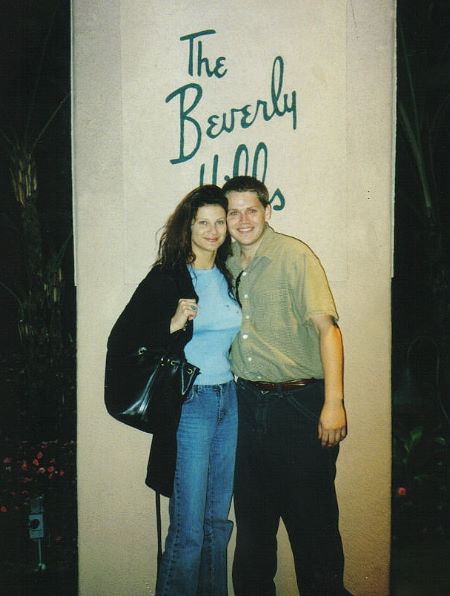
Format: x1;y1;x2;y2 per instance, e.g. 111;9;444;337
184;265;241;385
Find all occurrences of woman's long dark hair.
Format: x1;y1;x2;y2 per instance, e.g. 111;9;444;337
155;185;234;292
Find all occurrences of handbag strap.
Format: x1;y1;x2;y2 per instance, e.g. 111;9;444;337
156;491;163;574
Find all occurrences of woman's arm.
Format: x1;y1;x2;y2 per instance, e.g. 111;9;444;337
107;268;181;354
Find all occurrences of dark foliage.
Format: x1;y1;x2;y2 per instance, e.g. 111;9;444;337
392;0;450;545
0;1;77;592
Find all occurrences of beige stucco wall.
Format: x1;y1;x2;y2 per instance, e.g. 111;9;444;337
73;1;395;594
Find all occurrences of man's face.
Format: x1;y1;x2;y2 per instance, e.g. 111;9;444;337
226;191;271;250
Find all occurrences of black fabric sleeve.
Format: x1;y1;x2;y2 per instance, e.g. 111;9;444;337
107;267;182;355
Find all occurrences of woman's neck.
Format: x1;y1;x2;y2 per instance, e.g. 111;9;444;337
190;253;216;270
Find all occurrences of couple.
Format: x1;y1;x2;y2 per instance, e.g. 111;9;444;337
108;176;349;596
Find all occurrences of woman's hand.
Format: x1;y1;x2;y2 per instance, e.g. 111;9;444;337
170;298;198;333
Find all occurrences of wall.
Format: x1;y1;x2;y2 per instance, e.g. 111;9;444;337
72;1;395;593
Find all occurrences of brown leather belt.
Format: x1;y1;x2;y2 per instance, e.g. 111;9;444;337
249;378;316;391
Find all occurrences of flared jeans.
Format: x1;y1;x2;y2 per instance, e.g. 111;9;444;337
155;380;237;596
232;378;349;596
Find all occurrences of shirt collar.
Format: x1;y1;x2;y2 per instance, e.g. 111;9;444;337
254;224;276;258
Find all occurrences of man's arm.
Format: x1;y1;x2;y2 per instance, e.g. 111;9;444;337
310;314;347;447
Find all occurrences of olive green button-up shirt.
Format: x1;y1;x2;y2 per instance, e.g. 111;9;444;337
227;225;338;382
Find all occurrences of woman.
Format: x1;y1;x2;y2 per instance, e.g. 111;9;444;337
107;185;241;595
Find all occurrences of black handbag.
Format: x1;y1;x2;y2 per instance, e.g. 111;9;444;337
104;345;200;433
104;344;200;572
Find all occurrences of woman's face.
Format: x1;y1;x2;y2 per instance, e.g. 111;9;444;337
191;204;227;259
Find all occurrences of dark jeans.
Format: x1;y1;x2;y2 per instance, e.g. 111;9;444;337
232;378;348;596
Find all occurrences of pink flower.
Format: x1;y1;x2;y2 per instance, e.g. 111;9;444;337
1;506;7;513
32;459;39;467
397;487;407;496
37;467;46;474
36;452;44;460
47;466;55;473
59;470;65;477
21;462;28;471
23;477;32;484
3;457;12;464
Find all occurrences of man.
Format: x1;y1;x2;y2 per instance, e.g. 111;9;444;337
222;176;350;595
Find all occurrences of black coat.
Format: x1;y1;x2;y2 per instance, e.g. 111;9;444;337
107;262;197;497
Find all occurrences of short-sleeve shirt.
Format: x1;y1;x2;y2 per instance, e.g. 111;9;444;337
227;225;338;381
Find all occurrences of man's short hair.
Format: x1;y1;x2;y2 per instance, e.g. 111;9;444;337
222;176;270;208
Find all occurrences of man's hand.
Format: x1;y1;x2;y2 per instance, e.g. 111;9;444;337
318;400;347;448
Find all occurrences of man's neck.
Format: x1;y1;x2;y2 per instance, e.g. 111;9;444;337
236;226;269;269
240;240;262;269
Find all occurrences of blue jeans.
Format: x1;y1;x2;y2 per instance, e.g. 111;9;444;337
155;381;238;596
232;378;348;596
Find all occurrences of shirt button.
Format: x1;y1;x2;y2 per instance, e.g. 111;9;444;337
247;357;252;362
245;315;250;320
242;334;248;339
243;294;248;299
242;271;248;276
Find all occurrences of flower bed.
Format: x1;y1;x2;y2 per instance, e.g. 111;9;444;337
0;438;77;575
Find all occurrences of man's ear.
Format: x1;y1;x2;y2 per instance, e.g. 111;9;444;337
265;203;272;221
